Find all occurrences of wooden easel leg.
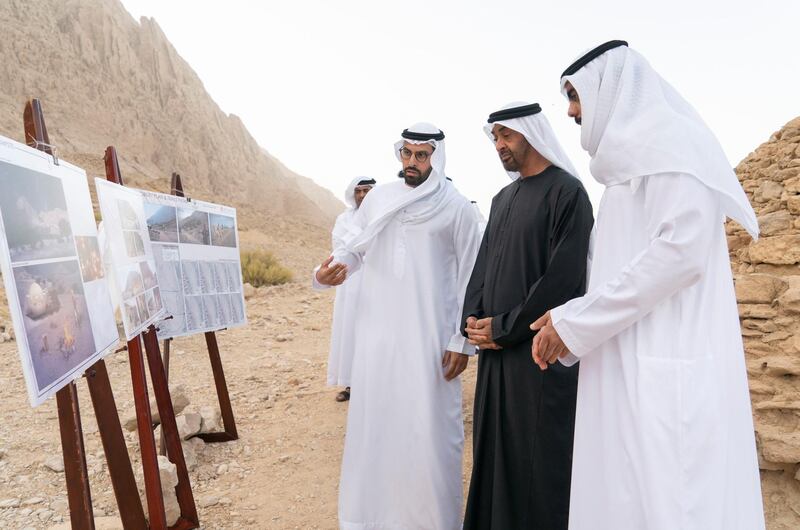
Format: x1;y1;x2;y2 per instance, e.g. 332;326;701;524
129;336;168;529
56;382;95;530
142;327;199;528
195;331;238;443
85;360;148;528
159;338;171;456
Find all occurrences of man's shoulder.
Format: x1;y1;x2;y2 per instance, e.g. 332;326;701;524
335;209;354;222
448;184;473;205
549;166;585;192
374;180;408;195
493;180;516;201
358;181;406;217
360;181;404;203
446;185;478;217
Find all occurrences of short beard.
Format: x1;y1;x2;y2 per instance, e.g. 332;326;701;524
575;117;582;125
501;156;519;172
403;166;433;187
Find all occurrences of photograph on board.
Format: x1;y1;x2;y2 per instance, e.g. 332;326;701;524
199;260;217;294
12;260;96;391
145;202;179;243
124;230;145;258
140;260;158;290
75;236;104;282
182;260;201;295
204;294;221;329
219;292;233;325
184;294;207;331
209;213;236;248
0;163;75;263
117;198;141;230
178;208;210;245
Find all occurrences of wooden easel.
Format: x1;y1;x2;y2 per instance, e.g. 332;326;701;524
104;148;200;530
23;99;147;529
159;172;238;456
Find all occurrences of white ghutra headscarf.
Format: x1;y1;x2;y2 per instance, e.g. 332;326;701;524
484;101;579;180
333;176;375;243
346;122;458;254
560;40;758;239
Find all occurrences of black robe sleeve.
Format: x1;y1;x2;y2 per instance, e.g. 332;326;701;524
460;214;491;336
490;187;594;348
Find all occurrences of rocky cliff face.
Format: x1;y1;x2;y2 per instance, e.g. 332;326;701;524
729;116;800;529
0;0;342;240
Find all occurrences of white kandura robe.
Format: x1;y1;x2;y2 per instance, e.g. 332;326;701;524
331;180;482;530
326;208;364;387
551;173;764;530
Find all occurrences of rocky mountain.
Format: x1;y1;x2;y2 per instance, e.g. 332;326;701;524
728;116;800;529
0;0;341;270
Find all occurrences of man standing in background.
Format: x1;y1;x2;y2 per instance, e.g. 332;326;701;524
317;177;375;402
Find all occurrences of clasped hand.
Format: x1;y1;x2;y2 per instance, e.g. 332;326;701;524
465;316;502;350
530;311;569;370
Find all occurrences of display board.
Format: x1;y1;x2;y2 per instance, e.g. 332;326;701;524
95;179;166;340
140;191;246;340
0;135;119;406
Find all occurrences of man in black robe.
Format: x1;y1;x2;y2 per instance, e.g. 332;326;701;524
461;102;594;529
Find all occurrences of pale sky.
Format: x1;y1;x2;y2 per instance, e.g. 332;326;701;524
120;0;800;215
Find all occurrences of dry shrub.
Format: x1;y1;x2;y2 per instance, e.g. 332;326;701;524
240;250;292;287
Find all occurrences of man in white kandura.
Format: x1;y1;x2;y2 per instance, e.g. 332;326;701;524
320;177;375;402
530;40;766;529
314;122;482;530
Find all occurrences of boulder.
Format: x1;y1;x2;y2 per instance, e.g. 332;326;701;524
777;278;800;313
748;235;800;265
199;405;222;433
757;210;793;236
122;384;190;431
176;412;202;440
42;456;65;473
157;456;180;526
757;425;800;464
756;180;784;202
734;274;787;304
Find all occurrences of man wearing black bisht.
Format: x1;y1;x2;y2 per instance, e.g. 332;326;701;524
461;102;594;529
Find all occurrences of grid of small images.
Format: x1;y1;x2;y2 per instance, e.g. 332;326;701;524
95;179;166;340
142;191;246;340
180;259;245;334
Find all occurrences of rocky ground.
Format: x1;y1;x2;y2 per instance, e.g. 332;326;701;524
0;281;478;529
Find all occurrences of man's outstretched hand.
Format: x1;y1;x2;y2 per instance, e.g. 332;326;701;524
530;311;569;370
465;316;502;351
316;256;347;286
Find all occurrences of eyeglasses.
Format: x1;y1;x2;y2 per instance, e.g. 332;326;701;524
399;147;433;163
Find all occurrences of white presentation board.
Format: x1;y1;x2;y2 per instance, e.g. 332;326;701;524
95;179;166;341
0;135;119;406
140;190;246;340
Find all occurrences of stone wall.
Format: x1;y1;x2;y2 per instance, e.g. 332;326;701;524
728;116;800;529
